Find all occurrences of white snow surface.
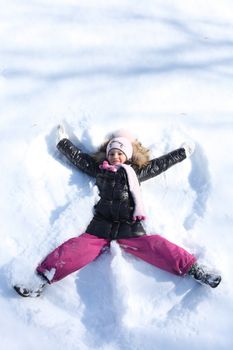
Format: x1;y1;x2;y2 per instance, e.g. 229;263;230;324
0;0;233;349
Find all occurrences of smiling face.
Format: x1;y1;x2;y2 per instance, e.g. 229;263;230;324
107;148;127;165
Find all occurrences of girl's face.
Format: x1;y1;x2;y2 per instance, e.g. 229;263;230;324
107;148;127;165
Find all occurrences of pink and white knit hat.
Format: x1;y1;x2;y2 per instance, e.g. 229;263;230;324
106;137;133;160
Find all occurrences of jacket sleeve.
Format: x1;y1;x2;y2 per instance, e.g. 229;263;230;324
135;148;186;182
57;138;99;178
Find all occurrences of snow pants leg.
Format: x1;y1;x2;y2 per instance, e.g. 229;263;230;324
117;234;196;276
37;233;110;283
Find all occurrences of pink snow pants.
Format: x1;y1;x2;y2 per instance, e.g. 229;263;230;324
37;233;196;283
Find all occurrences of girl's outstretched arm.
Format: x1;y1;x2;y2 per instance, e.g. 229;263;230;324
57;138;99;177
135;147;187;182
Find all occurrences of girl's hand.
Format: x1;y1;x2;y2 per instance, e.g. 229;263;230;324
57;124;68;145
181;141;195;158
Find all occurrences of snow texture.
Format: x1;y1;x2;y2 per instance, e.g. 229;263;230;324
0;0;233;349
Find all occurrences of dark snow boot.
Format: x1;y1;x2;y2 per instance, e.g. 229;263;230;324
13;273;48;297
188;263;221;288
13;281;47;297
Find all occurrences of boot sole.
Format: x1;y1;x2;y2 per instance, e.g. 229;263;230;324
13;285;41;298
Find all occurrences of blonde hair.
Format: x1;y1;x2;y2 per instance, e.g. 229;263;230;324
93;137;150;169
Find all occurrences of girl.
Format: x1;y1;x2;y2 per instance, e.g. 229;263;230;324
14;126;221;297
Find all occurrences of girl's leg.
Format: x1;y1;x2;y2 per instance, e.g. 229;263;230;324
37;233;110;283
117;234;196;276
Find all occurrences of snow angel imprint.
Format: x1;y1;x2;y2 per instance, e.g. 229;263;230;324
14;126;221;297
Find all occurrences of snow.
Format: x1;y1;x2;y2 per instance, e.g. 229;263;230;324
0;0;233;349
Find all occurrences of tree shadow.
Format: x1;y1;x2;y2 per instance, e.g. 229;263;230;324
2;11;233;82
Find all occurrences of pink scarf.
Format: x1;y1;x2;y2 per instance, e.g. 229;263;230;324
99;161;146;221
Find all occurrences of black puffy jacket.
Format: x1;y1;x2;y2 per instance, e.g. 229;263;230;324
57;139;186;239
